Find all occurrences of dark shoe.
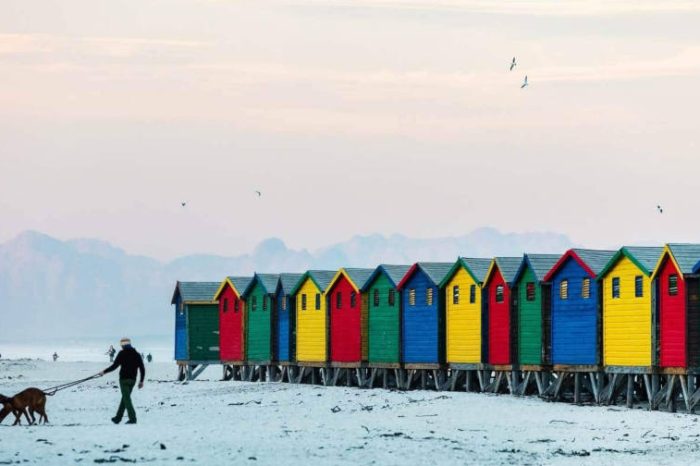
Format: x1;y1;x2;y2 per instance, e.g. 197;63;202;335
125;420;137;424
111;417;121;424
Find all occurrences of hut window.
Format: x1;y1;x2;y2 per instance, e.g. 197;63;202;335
612;277;620;299
336;292;342;309
223;298;229;313
635;276;643;298
526;282;535;301
281;295;287;311
409;288;416;306
263;296;268;312
426;288;434;306
251;296;257;312
389;289;396;306
301;294;307;311
495;285;504;303
560;280;568;300
582;278;591;299
315;293;321;310
469;285;476;304
179;302;184;315
669;275;679;296
373;289;380;307
453;285;460;305
350;292;357;308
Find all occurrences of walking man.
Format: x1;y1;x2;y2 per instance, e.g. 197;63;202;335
100;338;145;424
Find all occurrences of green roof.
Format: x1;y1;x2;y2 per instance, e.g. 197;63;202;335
598;246;664;278
171;281;220;304
290;270;336;295
361;264;411;291
243;273;280;297
514;254;561;283
277;273;304;295
667;244;700;274
439;257;492;288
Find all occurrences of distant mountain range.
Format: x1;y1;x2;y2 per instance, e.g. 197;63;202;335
0;229;573;341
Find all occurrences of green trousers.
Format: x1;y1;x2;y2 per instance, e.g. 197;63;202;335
115;379;137;422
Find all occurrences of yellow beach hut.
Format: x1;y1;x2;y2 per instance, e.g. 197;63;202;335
598;246;664;369
289;270;336;365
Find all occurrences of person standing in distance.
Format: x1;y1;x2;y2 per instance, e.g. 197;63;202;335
100;338;145;424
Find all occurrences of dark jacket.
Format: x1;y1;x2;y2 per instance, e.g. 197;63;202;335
104;346;145;382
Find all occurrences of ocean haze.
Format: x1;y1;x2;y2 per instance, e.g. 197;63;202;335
0;228;572;341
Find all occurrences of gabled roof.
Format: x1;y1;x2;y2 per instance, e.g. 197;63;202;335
171;281;220;304
242;273;280;298
484;257;522;286
361;264;412;291
651;244;700;279
214;276;253;300
277;273;305;295
513;253;561;284
438;257;492;288
289;270;336;296
328;268;375;293
397;262;453;290
598;246;664;279
543;248;617;282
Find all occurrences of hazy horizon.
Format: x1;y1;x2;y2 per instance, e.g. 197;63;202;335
2;0;699;260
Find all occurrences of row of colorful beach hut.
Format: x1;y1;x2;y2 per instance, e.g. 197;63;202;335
171;244;700;412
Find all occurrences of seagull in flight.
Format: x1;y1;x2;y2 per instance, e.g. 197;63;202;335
181;201;187;207
521;75;528;89
510;57;517;71
255;190;262;197
657;205;663;214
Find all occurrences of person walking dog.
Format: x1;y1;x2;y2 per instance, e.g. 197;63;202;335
100;338;145;424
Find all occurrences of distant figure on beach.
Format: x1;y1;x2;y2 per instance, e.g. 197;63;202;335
100;337;145;425
106;345;116;362
146;353;152;363
52;352;58;362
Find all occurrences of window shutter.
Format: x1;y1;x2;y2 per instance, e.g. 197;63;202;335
389;289;396;306
495;285;504;303
223;298;228;313
560;280;568;300
669;275;679;296
526;282;535;301
282;295;287;311
350;291;357;308
635;276;643;298
252;296;257;312
453;285;460;305
612;277;620;299
373;289;379;307
315;293;321;310
336;292;342;309
409;289;416;306
426;288;433;306
301;294;307;310
581;278;590;299
469;285;476;304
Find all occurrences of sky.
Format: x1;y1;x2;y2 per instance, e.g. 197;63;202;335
1;0;699;260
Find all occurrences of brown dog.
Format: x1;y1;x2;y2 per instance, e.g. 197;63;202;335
0;389;49;425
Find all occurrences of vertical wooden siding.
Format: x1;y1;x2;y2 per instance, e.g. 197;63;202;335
276;289;292;362
657;258;687;368
602;256;652;367
487;268;511;365
295;278;327;362
246;282;272;362
402;270;440;364
445;267;481;364
329;276;362;363
219;286;245;361
550;258;599;365
368;273;400;364
517;266;543;365
188;304;220;361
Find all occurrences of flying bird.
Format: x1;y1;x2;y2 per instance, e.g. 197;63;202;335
181;201;187;207
510;57;517;71
657;205;663;214
521;75;528;89
255;190;262;197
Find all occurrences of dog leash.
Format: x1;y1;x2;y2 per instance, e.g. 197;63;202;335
42;374;102;396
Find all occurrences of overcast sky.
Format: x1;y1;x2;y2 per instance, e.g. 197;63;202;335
1;0;699;260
